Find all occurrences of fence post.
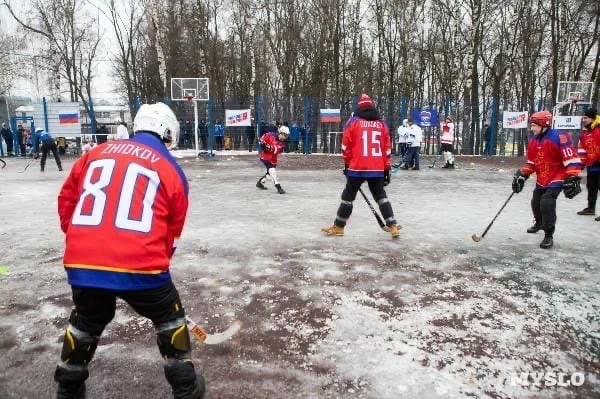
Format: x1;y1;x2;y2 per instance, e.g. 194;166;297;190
489;97;498;155
88;96;97;135
208;97;214;156
303;96;310;154
42;97;49;132
255;95;261;150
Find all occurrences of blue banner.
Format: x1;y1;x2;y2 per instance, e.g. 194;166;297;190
411;108;439;127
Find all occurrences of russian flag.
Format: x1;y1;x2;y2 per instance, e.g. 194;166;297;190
320;108;341;123
59;113;79;124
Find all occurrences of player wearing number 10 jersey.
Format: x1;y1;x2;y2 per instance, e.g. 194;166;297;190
54;102;205;399
321;94;401;238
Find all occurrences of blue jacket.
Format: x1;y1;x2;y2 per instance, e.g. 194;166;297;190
214;124;224;137
37;130;53;142
290;125;300;141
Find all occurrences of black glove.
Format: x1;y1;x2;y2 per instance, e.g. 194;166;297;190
342;165;348;176
260;142;271;152
512;169;527;193
384;170;391;186
563;176;582;199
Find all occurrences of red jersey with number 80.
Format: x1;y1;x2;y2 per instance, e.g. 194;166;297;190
57;133;189;290
342;116;392;177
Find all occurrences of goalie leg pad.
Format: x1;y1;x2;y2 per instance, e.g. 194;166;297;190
156;318;193;360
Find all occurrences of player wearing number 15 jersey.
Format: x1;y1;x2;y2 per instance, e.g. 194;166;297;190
321;94;400;238
54;102;205;399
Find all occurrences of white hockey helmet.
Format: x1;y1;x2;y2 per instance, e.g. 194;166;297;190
36;127;44;133
402;118;408;126
133;102;179;147
278;125;290;136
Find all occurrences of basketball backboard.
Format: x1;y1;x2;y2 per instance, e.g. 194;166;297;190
556;81;594;105
171;78;209;101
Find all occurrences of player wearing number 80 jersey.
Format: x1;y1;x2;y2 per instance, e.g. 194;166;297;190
321;94;400;238
58;109;189;290
55;102;205;399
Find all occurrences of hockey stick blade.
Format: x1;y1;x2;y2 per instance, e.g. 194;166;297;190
0;159;6;168
185;316;242;345
471;234;481;242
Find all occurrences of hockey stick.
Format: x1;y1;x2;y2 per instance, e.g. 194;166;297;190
358;187;386;230
429;157;438;168
185;315;242;345
18;158;36;173
0;158;5;169
472;192;514;242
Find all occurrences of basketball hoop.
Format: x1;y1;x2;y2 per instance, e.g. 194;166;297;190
185;94;194;102
569;96;579;105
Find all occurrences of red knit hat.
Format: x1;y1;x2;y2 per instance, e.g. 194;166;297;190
357;94;375;109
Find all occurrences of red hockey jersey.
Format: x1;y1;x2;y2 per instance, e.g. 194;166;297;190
259;132;285;165
577;116;600;172
58;133;189;290
342;116;392;177
520;129;582;188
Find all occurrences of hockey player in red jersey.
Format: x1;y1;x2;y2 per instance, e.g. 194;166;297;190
576;108;600;219
321;94;401;238
511;110;582;249
55;102;205;399
256;125;289;194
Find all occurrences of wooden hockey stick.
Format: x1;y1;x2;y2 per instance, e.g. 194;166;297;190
0;158;6;168
185;316;242;345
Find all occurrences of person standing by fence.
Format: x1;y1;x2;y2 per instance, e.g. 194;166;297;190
214;119;224;151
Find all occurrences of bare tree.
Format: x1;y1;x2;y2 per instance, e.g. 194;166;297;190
2;0;102;128
0;28;22;96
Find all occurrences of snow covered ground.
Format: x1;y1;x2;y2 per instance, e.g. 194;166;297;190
0;154;598;398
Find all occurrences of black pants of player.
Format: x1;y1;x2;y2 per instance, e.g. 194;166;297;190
403;146;420;169
41;139;62;171
585;169;600;210
55;281;202;397
334;176;397;227
531;187;561;234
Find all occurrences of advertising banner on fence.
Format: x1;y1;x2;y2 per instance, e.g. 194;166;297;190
553;116;582;130
502;111;528;129
320;108;341;123
225;109;251;127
